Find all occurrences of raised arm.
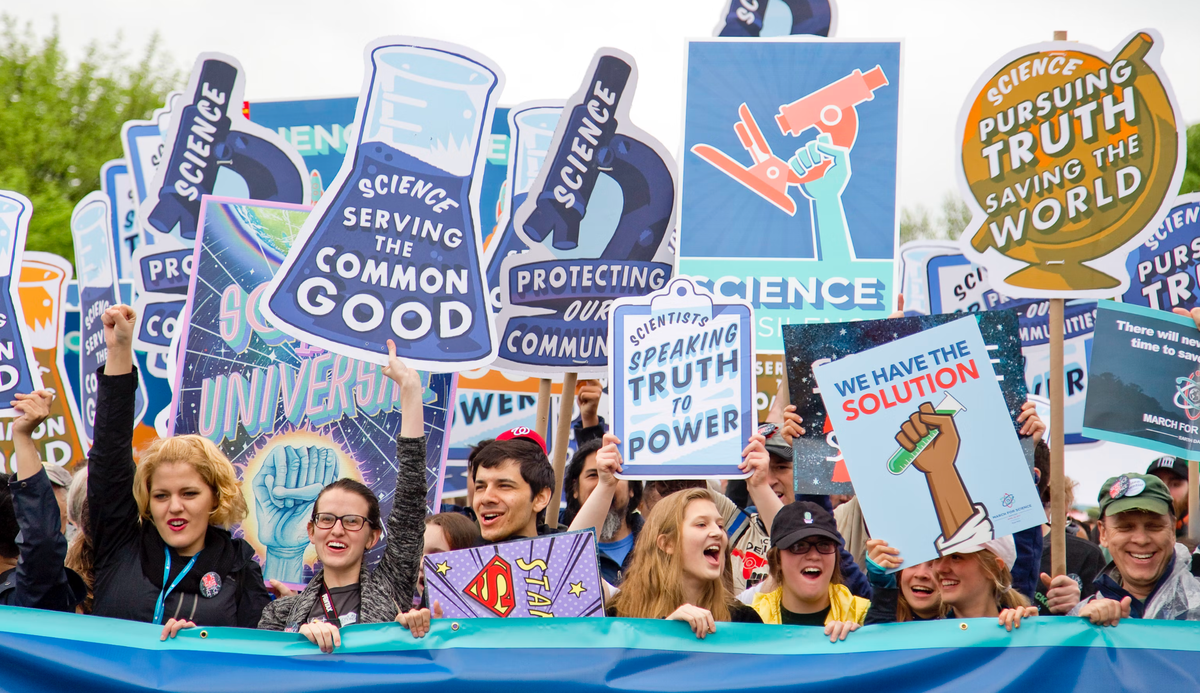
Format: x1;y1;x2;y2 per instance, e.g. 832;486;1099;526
364;340;427;615
568;433;622;535
87;305;141;567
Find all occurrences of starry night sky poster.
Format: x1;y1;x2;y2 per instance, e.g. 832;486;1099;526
782;311;1031;495
171;197;454;587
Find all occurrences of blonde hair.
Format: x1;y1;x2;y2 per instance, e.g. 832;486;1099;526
133;435;246;527
939;550;1029;617
609;488;736;621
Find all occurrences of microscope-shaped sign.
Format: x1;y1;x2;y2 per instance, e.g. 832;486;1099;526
812;316;1043;568
492;50;678;376
714;0;837;37
679;40;900;352
261;37;503;372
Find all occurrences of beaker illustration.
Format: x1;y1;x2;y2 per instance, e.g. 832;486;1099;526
265;41;503;370
485;104;562;308
0;192;39;404
71;192;121;440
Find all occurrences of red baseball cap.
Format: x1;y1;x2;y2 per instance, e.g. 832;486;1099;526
495;426;548;454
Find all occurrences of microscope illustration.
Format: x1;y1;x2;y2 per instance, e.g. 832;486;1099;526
691;65;888;262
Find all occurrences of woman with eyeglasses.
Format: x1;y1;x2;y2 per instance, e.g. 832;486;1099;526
257;340;427;653
751;501;870;642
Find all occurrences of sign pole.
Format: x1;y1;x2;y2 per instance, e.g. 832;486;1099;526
547;372;578;529
536;378;552;441
1047;29;1069;578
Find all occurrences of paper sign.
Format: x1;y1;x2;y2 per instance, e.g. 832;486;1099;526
756;353;784;423
492;50;678;376
785;312;1032;495
424;530;604;619
814;316;1043;567
957;30;1185;298
138;54;309;243
261;38;503;372
172;197;455;584
679;39;900;351
70;192;121;445
714;0;836;37
1082;301;1200;458
0;192;44;413
100;160;139;279
609;277;753;478
1123;195;1200;312
5;253;87;471
245;96;358;203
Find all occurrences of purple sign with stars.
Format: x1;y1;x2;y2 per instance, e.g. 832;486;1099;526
424;530;604;619
170;197;455;589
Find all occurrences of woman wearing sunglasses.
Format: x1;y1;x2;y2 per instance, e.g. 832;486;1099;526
257;340;427;653
752;501;870;642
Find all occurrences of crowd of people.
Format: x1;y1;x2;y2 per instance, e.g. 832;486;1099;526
2;302;1200;658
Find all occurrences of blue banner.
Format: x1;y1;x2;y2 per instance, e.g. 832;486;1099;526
0;607;1196;692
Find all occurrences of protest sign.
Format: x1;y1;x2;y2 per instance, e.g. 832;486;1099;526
714;0;836;37
784;311;1032;495
100;160;139;279
492;50;677;375
679;39;900;351
756;353;784;423
484;103;562;310
956;30;1185;298
70;192;121;445
813;316;1043;566
138;54;309;244
1;253;88;472
261;38;503;372
1083;300;1200;458
609;277;752;479
119;91;178;221
424;529;603;619
1123;194;1200;312
0;193;44;415
172;197;454;585
246;96;358;203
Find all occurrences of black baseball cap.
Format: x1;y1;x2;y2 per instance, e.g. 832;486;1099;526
1146;456;1188;481
770;501;843;550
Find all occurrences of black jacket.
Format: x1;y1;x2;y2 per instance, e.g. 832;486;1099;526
88;367;270;626
0;468;87;610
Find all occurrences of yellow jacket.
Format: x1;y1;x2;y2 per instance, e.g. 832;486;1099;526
752;584;870;626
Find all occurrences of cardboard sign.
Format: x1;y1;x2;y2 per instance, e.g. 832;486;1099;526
424;530;604;619
1123;195;1200;312
119;91;179;222
139;54;309;243
679;39;900;351
957;31;1185;298
714;0;836;37
100;160;139;280
484;102;563;310
609;277;752;478
262;38;503;372
246;96;358;203
492;50;678;376
1083;301;1200;458
0;192;44;413
756;353;784;423
70;192;121;445
814;316;1043;567
4;254;87;471
172;197;455;585
784;311;1032;495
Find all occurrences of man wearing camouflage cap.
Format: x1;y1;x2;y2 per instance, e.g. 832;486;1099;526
1070;473;1200;624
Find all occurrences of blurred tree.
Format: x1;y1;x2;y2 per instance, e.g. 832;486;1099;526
1181;123;1200;195
899;192;971;245
0;16;180;262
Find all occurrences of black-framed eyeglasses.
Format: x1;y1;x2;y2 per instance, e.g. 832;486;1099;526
313;513;371;531
785;540;838;555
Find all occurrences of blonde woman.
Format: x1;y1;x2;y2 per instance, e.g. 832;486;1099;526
608;488;762;638
88;305;269;640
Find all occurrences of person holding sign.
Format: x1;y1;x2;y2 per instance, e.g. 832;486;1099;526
750;502;869;641
87;306;270;640
1070;473;1200;624
258;339;429;653
863;539;941;624
608;488;762;637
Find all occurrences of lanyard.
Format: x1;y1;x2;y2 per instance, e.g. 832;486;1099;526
317;579;340;625
153;546;201;625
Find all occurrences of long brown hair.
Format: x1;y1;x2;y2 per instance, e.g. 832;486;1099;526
939;550;1030;617
609;489;736;621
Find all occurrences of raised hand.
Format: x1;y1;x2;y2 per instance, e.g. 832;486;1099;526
11;389;54;438
577;380;602;428
596;433;623;488
900;402;961;475
866;538;903;570
791;133;851;202
1017;401;1046;445
738;433;770;489
383;338;421;392
780;405;805;444
101;305;137;375
253;445;338;583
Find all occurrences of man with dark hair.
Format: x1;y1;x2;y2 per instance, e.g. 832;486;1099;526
468;428;561;544
1071;473;1200;624
1146;456;1189;539
563;439;642;585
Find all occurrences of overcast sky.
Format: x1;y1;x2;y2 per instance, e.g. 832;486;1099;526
9;0;1200;214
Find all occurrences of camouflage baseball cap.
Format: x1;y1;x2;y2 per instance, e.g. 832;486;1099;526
1098;473;1173;518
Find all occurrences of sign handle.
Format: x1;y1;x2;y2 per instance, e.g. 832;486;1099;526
1049;297;1066;576
536;378;552;441
547;372;579;529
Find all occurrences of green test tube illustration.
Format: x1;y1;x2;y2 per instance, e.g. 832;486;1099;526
886;393;967;475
